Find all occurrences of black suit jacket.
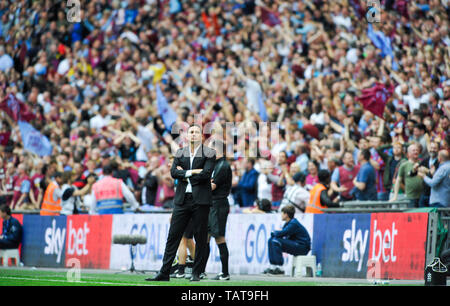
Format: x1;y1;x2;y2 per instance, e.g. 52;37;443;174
171;144;216;206
420;157;440;196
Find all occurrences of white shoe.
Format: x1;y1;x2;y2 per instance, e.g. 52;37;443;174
212;273;230;280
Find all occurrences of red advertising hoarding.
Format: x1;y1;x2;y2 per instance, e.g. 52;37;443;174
65;215;112;269
368;213;428;280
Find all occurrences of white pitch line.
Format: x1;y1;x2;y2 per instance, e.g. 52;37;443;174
0;276;154;286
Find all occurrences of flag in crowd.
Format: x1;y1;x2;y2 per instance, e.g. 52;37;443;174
367;23;398;71
18;120;52;157
356;82;394;118
260;6;281;27
0;93;36;122
156;83;178;129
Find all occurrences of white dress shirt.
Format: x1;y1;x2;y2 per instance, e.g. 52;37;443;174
184;144;202;193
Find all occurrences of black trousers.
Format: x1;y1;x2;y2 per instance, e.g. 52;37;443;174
0;239;19;249
160;193;210;276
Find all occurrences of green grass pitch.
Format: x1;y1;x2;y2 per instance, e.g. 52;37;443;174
0;268;420;286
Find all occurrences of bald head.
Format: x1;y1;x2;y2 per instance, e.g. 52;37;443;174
407;143;420;162
438;150;449;163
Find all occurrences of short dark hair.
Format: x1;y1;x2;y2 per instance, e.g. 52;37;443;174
281;205;295;219
103;164;113;175
0;204;11;216
318;170;330;184
258;199;272;213
414;123;426;132
361;149;371;161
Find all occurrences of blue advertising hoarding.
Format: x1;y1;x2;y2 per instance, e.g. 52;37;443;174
21;215;67;268
312;214;371;278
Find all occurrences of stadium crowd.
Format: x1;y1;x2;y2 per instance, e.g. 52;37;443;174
0;0;449;214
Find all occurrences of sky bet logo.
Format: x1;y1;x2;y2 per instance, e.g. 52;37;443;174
341;219;369;272
366;0;381;23
44;219;66;264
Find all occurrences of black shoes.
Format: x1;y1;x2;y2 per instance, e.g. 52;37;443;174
212;273;230;280
170;268;186;278
263;268;273;274
269;267;284;275
263;267;284;275
189;274;201;282
145;273;170;281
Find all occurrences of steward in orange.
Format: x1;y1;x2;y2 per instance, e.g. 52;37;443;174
305;170;341;213
40;172;63;216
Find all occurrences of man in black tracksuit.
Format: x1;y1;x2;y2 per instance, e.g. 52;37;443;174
201;139;233;280
0;205;22;250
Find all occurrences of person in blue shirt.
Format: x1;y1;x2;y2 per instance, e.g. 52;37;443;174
0;204;22;250
352;149;378;201
263;205;311;275
236;158;259;207
419;150;450;208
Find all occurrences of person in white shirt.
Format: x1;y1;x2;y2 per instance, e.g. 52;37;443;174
279;172;310;214
89;105;110;132
60;172;96;215
257;160;273;202
403;85;430;112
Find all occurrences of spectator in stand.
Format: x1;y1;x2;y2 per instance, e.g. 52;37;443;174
391;143;424;208
305;160;320;190
418;141;440;206
72;163;87;190
267;151;287;207
10;164;31;210
330;151;360;202
368;136;388;201
236;158;259;207
419;150;450;208
293;144;310;173
256;159;273;202
243;198;273;214
279;172;310;214
0;162;15;206
409;123;429;157
141;155;160;208
28;160;45;210
375;142;407;201
0;157;5;185
352;149;378;201
60;171;96;215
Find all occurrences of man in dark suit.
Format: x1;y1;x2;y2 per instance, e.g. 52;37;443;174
146;124;216;282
